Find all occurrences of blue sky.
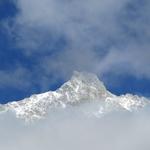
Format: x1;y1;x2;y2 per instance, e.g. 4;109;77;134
0;0;150;104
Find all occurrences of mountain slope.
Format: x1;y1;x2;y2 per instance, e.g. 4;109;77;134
0;71;149;121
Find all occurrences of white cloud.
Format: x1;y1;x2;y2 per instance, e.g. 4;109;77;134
0;67;31;89
0;106;150;150
97;44;150;79
1;0;150;92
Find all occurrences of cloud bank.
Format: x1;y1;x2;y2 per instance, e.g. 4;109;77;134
0;105;150;150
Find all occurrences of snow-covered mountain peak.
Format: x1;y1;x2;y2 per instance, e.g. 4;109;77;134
71;71;107;92
61;71;106;91
58;71;110;101
0;71;149;121
71;71;104;86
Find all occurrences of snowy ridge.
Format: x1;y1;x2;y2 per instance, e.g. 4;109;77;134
0;71;149;121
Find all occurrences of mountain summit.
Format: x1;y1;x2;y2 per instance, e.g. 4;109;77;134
0;71;149;121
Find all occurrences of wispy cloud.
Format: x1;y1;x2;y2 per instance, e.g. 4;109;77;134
1;0;150;93
0;67;31;89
